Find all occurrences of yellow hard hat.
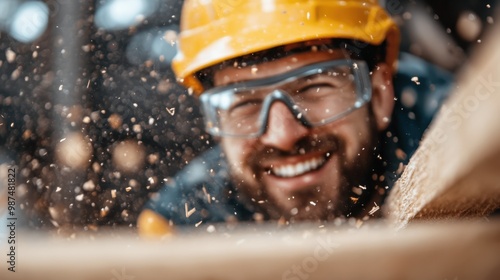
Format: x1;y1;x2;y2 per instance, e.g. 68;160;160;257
172;0;400;95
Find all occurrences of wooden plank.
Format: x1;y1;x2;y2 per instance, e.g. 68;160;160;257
384;20;500;228
1;221;499;280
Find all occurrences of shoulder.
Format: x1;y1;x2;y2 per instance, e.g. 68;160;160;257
143;146;253;226
382;53;455;185
391;53;455;154
394;53;454;119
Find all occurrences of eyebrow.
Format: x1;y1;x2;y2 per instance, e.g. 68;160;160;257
200;39;385;89
214;53;348;87
210;59;357;93
218;44;339;69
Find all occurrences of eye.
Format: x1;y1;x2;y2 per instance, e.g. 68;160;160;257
228;98;262;117
293;71;352;95
295;82;338;98
231;99;260;109
298;83;333;93
327;72;354;87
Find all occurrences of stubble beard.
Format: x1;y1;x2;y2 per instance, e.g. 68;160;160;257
229;124;379;223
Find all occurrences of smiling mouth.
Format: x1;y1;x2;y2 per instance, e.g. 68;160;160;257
269;153;331;178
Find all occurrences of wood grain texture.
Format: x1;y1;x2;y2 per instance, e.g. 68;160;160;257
384;21;500;229
1;221;499;280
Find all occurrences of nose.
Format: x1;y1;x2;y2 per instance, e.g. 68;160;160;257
259;101;309;151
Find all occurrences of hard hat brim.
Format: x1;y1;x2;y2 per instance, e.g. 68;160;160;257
172;1;400;94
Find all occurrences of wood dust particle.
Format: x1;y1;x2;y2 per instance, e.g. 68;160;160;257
185;202;196;218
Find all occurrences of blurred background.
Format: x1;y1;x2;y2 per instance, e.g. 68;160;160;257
0;0;498;234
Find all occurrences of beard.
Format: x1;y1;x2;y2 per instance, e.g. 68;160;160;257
227;119;381;223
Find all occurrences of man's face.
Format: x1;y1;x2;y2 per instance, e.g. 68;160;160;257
212;50;393;222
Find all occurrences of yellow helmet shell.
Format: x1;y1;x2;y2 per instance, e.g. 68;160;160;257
172;0;400;94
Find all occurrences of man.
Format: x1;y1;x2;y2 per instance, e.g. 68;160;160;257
138;0;452;234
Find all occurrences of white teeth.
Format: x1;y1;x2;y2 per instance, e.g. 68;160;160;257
272;156;326;178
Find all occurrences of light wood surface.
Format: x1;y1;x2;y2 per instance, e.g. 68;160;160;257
1;220;499;280
385;20;500;228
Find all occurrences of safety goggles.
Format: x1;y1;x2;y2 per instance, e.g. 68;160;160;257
200;59;372;138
